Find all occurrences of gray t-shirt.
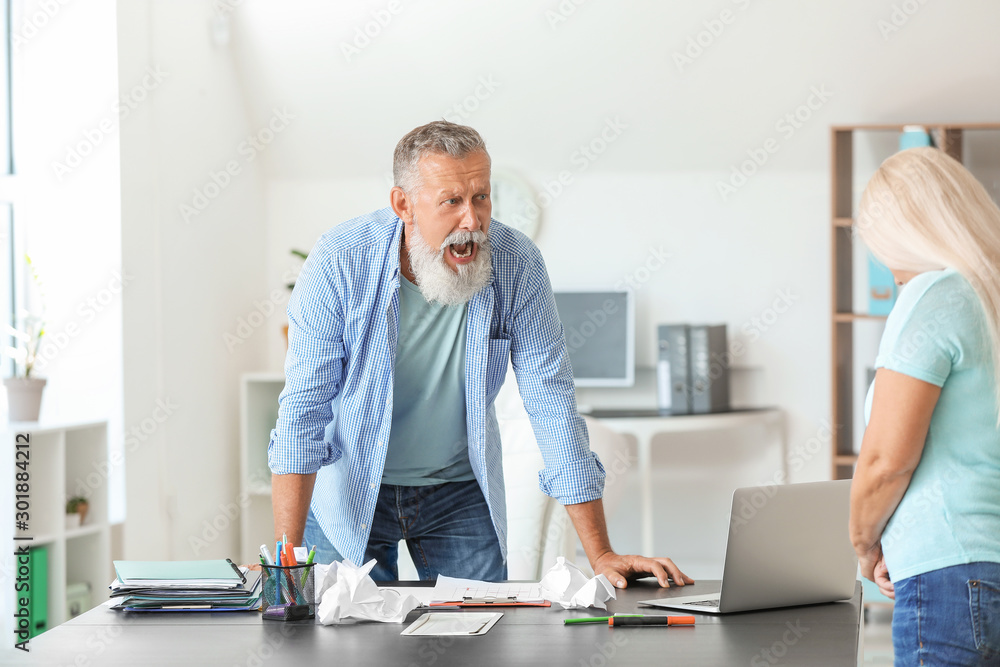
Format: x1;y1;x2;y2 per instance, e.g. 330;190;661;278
381;275;475;486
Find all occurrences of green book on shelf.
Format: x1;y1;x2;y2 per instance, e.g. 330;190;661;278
29;546;48;638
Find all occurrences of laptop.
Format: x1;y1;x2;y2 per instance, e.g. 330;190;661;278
639;480;858;614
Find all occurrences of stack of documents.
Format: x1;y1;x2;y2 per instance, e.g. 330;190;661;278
109;559;262;612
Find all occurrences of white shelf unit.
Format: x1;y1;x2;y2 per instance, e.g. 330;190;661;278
5;420;111;632
239;373;285;563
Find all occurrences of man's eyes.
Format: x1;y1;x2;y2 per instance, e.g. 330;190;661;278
443;194;488;205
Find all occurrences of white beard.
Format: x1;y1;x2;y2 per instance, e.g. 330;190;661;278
406;219;492;306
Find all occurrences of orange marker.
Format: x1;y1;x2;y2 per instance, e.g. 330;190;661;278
609;615;696;627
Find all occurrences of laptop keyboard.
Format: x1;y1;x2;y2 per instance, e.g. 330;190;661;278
685;598;721;607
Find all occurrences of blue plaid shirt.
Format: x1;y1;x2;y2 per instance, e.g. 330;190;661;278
268;207;605;565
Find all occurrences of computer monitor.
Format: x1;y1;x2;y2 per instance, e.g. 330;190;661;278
553;290;634;387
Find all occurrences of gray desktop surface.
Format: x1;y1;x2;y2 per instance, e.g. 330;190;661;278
15;580;862;666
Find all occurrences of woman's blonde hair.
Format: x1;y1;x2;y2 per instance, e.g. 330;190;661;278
857;146;1000;423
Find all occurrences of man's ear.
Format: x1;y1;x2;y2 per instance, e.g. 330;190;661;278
390;186;414;224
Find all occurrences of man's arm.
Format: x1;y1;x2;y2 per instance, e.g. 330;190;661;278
268;239;346;545
566;498;693;588
272;472;316;545
504;243;692;588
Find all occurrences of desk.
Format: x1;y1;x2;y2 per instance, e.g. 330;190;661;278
587;408;785;556
17;580;862;666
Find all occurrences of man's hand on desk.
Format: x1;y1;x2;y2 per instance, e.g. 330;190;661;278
593;551;695;589
564;497;693;589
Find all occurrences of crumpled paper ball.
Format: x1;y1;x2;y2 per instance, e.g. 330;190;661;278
539;556;616;610
314;559;420;624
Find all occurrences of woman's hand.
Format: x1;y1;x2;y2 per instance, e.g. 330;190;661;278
857;541;883;582
857;541;895;600
873;552;894;600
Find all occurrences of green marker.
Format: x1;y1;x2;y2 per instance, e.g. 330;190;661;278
564;614;644;625
299;545;317;588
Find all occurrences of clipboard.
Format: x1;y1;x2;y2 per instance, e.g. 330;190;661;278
430;596;551;608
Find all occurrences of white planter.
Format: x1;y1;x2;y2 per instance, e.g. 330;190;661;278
4;377;47;422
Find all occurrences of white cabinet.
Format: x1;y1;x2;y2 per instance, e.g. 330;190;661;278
4;420;111;633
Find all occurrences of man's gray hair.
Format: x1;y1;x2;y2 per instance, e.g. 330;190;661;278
393;121;490;195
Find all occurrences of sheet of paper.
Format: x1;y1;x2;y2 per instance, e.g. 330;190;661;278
401;612;502;636
431;575;543;603
378;586;436;606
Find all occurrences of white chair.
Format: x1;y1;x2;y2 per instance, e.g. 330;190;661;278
498;369;631;580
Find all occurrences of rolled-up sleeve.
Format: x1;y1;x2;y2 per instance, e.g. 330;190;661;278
268;241;346;475
508;247;605;505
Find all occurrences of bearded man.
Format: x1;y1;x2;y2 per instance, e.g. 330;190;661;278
268;121;692;589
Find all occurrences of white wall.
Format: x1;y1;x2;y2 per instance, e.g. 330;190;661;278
115;0;1000;572
118;0;270;560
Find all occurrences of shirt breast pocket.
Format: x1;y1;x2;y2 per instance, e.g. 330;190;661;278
485;337;511;403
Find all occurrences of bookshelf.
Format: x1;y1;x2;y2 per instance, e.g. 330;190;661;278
5;420;111;635
830;123;1000;479
238;373;284;563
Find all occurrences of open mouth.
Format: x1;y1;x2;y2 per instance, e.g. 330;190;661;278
448;241;476;260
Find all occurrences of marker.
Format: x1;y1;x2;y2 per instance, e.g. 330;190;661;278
285;542;298;566
565;614;644;625
260;544;274;566
609;615;696;627
300;545;317;588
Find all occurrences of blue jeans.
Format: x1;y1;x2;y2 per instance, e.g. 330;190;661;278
303;479;506;582
893;561;1000;666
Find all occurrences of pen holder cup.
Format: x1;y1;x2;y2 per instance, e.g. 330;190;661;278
261;564;315;621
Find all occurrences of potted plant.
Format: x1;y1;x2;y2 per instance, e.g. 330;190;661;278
4;311;46;421
66;496;89;529
4;255;47;421
283;249;308;347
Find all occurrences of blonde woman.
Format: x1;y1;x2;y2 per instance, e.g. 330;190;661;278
849;146;1000;665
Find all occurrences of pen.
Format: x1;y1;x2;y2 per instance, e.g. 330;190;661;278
260;544;274;566
565;614;644;625
609;615;696;627
276;540;283;565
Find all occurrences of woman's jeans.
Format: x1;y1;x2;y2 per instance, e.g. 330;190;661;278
893;561;1000;666
303;479;506;582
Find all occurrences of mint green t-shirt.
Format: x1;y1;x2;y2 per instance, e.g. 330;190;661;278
864;268;1000;581
381;275;475;486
